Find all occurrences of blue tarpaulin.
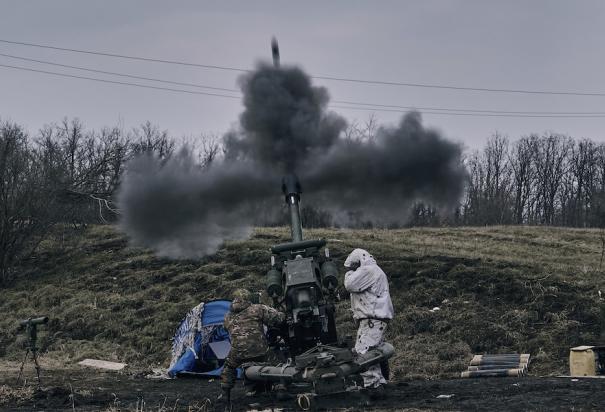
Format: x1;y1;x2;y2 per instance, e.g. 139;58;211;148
168;300;232;377
202;300;231;326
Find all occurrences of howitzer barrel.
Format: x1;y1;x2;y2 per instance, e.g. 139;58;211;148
244;343;394;382
282;175;303;242
19;316;49;326
288;199;303;242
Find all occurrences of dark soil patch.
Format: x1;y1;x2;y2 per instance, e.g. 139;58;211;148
1;369;604;411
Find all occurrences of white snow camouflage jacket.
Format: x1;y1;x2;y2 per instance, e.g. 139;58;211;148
343;248;394;321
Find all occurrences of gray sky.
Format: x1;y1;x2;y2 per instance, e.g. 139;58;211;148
1;0;604;149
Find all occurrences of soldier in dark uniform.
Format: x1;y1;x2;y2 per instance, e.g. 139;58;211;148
220;289;285;403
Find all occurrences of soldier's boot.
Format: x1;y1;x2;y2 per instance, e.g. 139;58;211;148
218;387;232;412
367;384;386;400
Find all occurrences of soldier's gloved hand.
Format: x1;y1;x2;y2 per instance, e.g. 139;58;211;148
250;291;261;304
338;285;350;300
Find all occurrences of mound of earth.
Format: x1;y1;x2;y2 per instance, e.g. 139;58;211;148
1;225;604;380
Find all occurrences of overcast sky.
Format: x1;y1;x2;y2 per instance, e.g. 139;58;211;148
1;1;604;149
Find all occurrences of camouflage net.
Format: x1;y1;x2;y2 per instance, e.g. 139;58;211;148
169;302;205;370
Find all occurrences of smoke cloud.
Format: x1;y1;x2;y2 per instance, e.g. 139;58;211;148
118;63;467;258
304;111;466;223
118;149;276;258
224;64;346;173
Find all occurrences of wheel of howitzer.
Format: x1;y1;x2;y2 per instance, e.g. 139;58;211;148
297;393;316;411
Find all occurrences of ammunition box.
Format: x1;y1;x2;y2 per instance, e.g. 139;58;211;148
569;345;605;376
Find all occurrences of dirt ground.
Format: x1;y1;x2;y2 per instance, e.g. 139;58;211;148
1;367;604;411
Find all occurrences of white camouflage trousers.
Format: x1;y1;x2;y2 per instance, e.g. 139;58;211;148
355;319;387;388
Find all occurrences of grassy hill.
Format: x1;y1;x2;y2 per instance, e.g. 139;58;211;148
1;225;604;379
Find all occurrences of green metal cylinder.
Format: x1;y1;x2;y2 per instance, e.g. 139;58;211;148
266;268;283;298
321;261;339;290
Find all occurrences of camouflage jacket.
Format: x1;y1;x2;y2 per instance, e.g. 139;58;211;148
224;301;285;360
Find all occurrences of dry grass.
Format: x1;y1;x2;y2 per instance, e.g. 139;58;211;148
0;384;35;406
1;225;604;379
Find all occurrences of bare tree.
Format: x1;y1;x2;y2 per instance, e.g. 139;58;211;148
363;113;379;142
462;134;512;225
569;139;596;226
483;133;512;224
533;133;572;225
129;121;175;159
0;121;64;283
343;119;363;142
199;133;222;168
509;135;537;224
462;150;485;224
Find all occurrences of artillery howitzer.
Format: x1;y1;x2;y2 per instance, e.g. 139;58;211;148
242;174;393;405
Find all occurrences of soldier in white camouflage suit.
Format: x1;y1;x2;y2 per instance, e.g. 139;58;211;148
220;289;285;402
344;248;394;394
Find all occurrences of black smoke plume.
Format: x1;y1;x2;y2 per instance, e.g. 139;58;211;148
224;64;346;173
118;63;467;258
304;111;466;223
118;150;276;257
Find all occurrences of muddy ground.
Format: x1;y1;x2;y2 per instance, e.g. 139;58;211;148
1;368;604;411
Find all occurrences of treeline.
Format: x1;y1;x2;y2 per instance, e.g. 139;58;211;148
460;133;605;227
2;117;605;281
0;119;188;282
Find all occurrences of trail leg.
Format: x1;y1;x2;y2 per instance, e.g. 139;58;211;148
33;350;42;386
16;349;29;385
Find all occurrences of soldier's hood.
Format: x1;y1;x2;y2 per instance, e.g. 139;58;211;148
344;248;376;268
230;298;251;313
